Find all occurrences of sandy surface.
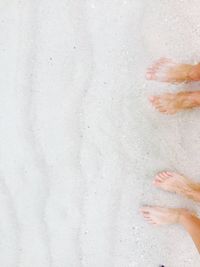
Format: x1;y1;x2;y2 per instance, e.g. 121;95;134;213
0;1;200;266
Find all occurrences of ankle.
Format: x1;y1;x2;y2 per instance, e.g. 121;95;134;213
190;185;200;202
178;209;194;224
188;64;200;81
177;91;200;108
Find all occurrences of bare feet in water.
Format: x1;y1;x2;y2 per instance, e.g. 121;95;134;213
146;58;200;114
146;58;200;83
153;171;200;202
140;206;190;226
149;91;200;114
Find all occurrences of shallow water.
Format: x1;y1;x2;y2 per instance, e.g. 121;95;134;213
0;1;200;266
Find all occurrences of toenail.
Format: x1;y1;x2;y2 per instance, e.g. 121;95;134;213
149;96;154;101
146;73;152;79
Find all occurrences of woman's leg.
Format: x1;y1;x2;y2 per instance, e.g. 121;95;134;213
180;212;200;254
141;171;200;253
141;207;200;254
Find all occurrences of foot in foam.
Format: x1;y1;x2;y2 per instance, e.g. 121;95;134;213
153;171;200;202
140;206;188;225
149;91;200;114
146;58;200;83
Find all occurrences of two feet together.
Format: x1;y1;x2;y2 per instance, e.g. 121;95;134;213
147;58;200;114
141;171;200;226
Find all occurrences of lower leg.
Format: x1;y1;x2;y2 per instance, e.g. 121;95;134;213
180;211;200;254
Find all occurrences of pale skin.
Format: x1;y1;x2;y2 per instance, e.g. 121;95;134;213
142;59;200;254
141;171;200;253
146;58;200;114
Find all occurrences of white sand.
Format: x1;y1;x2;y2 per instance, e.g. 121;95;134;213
0;0;200;266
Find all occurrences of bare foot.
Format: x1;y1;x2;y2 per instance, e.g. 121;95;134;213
153;171;200;202
146;58;200;83
140;206;189;225
149;91;200;114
